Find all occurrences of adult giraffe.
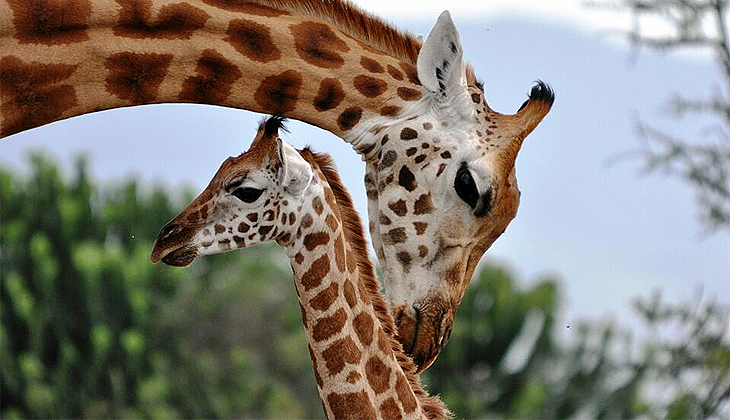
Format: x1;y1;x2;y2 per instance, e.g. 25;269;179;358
151;116;450;419
0;0;554;370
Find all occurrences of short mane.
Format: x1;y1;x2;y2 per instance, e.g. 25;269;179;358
300;148;451;419
250;0;423;64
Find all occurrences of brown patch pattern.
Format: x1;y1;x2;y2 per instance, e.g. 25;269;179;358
313;78;345;111
396;372;418;413
0;56;78;136
388;200;407;217
179;49;242;103
398;166;417;191
114;0;209;39
343;279;357;308
397;87;422;101
225;19;281;63
354;75;387;98
334;235;345;272
7;0;91;45
413;193;434;215
312;307;347;342
303;231;329;251
327;390;376;419
309;283;339;312
337;106;362;131
353;312;374;346
321;337;362;376
105;52;173;104
380;398;403;420
290;21;349;69
301;254;330;290
380;105;401;116
254;70;302;114
365;356;391;394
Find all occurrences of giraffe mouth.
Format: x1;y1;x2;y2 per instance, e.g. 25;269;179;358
160;245;198;267
151;221;199;266
393;299;454;373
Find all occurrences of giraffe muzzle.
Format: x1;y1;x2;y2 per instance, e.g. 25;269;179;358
150;221;198;266
393;298;455;373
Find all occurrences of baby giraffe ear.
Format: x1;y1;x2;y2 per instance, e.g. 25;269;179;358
278;138;312;197
417;11;470;112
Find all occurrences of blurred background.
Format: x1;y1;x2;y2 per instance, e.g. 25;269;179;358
1;0;729;418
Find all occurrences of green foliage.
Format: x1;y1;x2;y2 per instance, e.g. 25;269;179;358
1;154;728;418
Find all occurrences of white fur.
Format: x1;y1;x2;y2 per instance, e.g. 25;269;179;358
278;138;312;196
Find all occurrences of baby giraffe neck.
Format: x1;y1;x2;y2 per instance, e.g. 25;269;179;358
279;145;457;419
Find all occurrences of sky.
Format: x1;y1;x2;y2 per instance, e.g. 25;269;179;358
1;1;728;331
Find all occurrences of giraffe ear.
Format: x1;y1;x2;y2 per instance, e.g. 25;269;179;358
278;138;312;197
417;11;470;109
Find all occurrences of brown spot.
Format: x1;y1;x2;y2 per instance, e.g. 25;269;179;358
185;211;200;222
254;70;302;115
379;212;391;225
114;0;208;39
308;345;323;387
327;390;376;419
346;249;357;274
214;224;226;234
0;56;78;136
301;254;330;290
225;18;281;63
379;398;402;420
312;307;347;342
343;279;357;308
263;209;275;221
334;235;345;272
396;372;418;413
322;337;362;376
179;49;242;104
105;52;172;104
377;329;391;353
413;222;427;235
277;232;291;244
325;214;338;232
387;227;407;244
406;147;418;157
354;75;387;98
414;193;434;215
397;87;422;101
7;0;91;45
380;105;401;116
379;150;397;170
388;200;407;217
399;62;420;85
246;213;258;222
294;252;304;264
309;283;338;312
289;213;296;225
258;225;273;236
423;122;433;130
381;134;390;145
200;0;289;15
398;166;417;191
313;78;344;111
360;56;384;73
436;163;447;177
471;92;482;103
400;127;418;140
346;372;361;383
301;213;313;228
303;231;329;251
366;356;391;394
337;107;362;131
418;245;428;258
233;235;246;246
353;312;374;346
397;251;411;271
387;64;404;80
440;151;451;159
290;21;349;69
414;154;426;164
312;196;324;214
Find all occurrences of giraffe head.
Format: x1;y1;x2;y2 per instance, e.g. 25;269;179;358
150;116;314;265
363;12;554;371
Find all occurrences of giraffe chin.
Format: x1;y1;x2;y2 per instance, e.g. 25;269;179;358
151;244;198;267
393;299;454;373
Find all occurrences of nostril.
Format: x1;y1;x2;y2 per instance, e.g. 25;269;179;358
159;222;181;240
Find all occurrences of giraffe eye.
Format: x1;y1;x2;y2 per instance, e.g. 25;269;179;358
454;164;478;209
232;187;264;203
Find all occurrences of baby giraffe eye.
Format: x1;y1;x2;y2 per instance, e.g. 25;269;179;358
454;163;478;209
232;187;264;203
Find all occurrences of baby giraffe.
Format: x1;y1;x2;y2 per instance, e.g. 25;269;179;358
151;117;449;420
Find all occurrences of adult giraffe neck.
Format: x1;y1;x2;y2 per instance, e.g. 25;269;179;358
0;0;426;151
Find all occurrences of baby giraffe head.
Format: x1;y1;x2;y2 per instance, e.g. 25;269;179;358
150;117;313;265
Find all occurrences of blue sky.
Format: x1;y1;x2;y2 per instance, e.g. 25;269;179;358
1;2;728;330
